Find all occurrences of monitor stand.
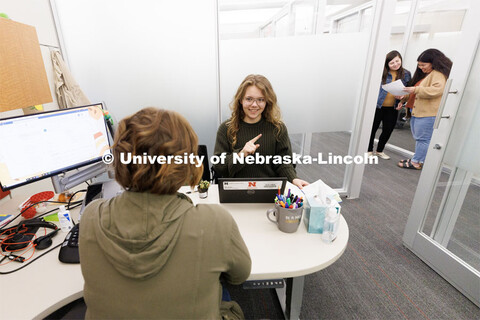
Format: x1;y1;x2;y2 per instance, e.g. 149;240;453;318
78;180;123;219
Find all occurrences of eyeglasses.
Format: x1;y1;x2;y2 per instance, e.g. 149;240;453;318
243;97;266;106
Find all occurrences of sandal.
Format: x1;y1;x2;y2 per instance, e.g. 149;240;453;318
399;159;411;164
398;159;421;170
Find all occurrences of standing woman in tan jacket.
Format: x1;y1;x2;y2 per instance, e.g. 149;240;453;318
398;49;452;169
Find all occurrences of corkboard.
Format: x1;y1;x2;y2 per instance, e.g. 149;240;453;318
0;18;52;112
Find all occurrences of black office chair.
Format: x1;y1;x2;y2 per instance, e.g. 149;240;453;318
198;145;211;182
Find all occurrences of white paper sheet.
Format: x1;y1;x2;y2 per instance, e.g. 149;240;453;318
381;79;406;96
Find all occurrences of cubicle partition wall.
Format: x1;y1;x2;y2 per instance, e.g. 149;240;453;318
219;34;368;134
53;0;220;155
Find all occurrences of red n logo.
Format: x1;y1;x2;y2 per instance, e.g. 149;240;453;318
248;182;256;187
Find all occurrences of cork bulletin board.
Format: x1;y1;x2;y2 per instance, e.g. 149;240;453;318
0;18;52;112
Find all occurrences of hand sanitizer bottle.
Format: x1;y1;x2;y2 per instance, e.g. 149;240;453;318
58;205;73;232
322;206;339;243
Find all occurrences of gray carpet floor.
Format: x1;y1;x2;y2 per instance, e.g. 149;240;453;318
297;152;479;320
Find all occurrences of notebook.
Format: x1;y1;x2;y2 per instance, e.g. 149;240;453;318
218;177;287;203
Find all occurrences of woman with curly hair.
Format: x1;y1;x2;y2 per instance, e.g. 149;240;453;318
80;108;251;319
213;74;309;189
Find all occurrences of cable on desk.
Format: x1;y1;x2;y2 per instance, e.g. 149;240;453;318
0;199;83;232
67;190;87;224
0;242;62;275
0;194;86;271
0;201;82;266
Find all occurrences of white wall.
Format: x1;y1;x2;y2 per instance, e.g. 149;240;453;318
219;33;369;134
53;0;219;153
0;0;60;119
0;0;61;195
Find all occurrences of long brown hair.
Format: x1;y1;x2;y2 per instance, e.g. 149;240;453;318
409;48;453;86
113;107;202;195
227;74;282;148
382;50;406;84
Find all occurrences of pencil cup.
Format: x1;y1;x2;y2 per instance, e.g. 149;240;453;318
266;204;303;233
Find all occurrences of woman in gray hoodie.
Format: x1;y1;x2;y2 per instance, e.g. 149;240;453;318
79;107;251;319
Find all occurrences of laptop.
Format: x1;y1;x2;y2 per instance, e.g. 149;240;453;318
218;177;287;203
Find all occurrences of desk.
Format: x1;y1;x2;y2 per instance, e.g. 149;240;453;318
182;184;349;319
0;183;348;320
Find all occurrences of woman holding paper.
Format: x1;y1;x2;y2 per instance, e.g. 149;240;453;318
368;50;411;160
397;49;452;169
213;74;309;189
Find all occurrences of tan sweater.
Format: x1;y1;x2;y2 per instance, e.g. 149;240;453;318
80;191;251;319
412;70;447;117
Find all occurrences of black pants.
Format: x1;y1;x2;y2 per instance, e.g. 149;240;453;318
368;107;398;152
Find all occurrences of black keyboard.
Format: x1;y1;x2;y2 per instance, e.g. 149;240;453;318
58;223;80;263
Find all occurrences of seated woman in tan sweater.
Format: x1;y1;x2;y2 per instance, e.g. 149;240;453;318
80;108;251;319
398;49;452;170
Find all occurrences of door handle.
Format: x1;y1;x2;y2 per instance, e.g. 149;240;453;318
433;79;455;129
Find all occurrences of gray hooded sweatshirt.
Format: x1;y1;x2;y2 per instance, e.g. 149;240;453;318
79;191;251;319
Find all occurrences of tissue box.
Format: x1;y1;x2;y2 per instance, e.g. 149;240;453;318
303;194;341;234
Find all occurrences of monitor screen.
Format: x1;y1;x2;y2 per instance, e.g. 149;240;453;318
0;103;112;191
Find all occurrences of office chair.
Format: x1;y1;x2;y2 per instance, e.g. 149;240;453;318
197;145;211;182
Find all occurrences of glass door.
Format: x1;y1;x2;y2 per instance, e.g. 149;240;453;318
403;2;480;305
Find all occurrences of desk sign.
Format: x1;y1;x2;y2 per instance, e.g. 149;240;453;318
222;180;283;190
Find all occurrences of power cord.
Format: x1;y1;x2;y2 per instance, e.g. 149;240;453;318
0;191;87;274
0;195;85;232
0;203;83;272
0;242;62;275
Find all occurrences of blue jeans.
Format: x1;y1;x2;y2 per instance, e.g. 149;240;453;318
410;116;435;163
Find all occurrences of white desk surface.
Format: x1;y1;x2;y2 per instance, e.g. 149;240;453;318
0;183;348;320
182;185;349;280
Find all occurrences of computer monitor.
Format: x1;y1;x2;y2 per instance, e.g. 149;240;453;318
0;103;112;192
